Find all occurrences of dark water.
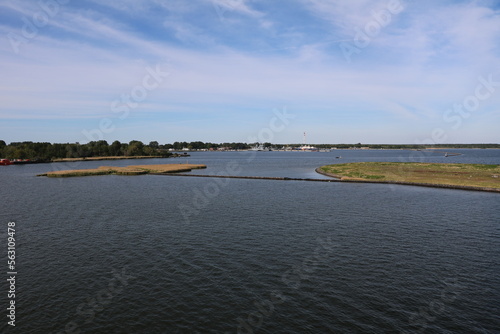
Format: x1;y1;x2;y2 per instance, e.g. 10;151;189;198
0;150;499;333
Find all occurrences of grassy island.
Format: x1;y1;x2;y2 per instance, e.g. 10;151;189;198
37;163;206;177
318;162;500;192
51;156;169;162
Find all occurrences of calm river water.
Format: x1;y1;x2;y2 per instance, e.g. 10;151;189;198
0;149;499;333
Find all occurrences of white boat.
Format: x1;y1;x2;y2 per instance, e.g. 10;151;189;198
298;145;318;151
298;132;318;151
250;144;270;151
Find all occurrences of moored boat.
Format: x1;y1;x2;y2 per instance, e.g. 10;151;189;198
12;159;32;164
1;159;34;165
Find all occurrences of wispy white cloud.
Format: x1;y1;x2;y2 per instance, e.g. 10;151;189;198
162;19;216;46
301;0;401;40
210;0;264;18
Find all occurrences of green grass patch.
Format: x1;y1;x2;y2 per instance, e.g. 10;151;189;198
471;164;498;169
319;162;500;189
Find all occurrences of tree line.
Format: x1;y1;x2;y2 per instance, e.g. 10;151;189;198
1;140;498;161
0;140;169;161
0;140;252;161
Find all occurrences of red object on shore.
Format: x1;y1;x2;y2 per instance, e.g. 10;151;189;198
0;159;13;165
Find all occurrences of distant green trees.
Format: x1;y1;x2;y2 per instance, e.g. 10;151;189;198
0;140;254;161
1;140;499;161
0;140;170;161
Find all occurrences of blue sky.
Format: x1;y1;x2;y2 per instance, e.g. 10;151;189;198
0;0;499;144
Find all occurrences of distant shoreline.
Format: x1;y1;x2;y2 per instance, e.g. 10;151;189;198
51;155;191;163
0;154;190;165
2;141;499;163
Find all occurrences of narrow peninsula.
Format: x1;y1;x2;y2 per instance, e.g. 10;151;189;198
37;164;206;177
317;162;500;192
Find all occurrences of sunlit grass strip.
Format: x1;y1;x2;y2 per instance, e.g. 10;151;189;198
38;164;206;177
318;162;500;190
51;156;166;162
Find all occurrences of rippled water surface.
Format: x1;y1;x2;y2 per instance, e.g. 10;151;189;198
0;150;499;333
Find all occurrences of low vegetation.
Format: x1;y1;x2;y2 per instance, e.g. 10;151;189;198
0;140;253;161
319;162;500;190
51;156;169;162
0;140;170;161
38;164;206;177
2;140;499;161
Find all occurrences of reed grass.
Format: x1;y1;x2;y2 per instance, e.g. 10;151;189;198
51;156;165;162
38;164;206;177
